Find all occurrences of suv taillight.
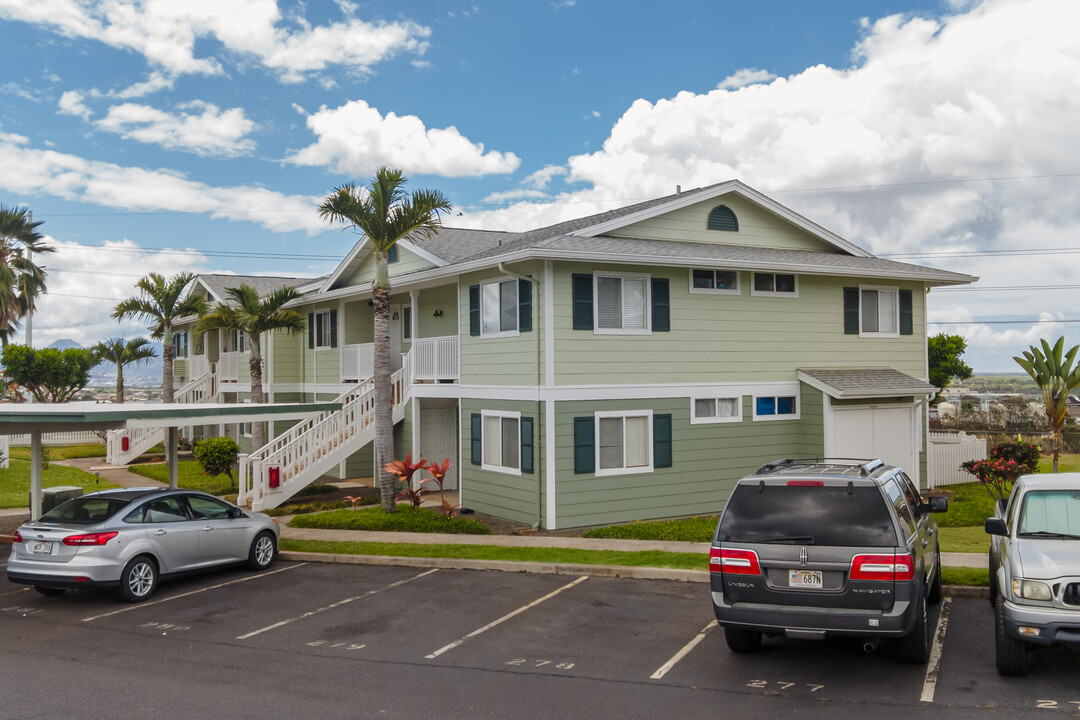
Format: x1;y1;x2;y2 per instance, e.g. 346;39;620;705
709;547;761;575
62;531;119;546
850;553;914;581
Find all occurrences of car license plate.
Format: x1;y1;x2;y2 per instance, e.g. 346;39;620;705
31;541;53;555
789;569;822;589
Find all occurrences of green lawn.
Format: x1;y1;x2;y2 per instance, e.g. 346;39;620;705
126;460;236;496
1038;453;1080;473
0;458;119;509
280;538;704;570
942;566;989;587
290;506;492;535
583;515;717;542
937;525;990;553
9;443;107;460
933;482;999;527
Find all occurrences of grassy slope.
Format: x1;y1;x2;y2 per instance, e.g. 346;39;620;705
0;459;119;509
290;506;492;535
127;460;236;495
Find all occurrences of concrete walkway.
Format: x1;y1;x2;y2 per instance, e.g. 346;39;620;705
57;457;165;489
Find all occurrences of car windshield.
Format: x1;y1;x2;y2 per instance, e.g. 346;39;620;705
717;484;898;547
38;496;132;525
1018;490;1080;537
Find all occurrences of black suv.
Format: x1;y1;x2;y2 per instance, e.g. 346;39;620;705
710;458;948;663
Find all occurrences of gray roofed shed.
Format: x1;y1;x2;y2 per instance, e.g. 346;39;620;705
798;368;938;399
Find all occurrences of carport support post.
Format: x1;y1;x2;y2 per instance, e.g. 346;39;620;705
30;430;42;520
167;426;178;489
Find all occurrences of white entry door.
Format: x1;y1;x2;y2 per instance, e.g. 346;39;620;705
829;404;920;485
419;407;458;490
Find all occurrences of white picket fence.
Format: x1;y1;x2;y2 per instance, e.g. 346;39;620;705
8;431;105;446
0;435;7;468
928;431;987;487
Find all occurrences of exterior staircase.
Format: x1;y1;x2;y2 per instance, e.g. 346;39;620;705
238;354;412;511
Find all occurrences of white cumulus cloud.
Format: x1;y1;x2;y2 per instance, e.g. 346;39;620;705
716;68;776;90
287;99;520;177
95;100;257;157
57;90;92;120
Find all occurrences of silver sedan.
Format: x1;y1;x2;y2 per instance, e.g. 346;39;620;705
7;487;279;602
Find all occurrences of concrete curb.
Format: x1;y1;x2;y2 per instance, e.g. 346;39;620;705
280;551;710;583
942;584;989;599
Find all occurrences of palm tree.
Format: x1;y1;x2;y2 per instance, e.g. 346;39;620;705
1014;337;1080;472
319;168;451;512
0;205;53;348
194;284;305;450
113;272;207;402
91;337;157;403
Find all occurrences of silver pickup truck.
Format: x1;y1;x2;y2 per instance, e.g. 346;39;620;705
985;473;1080;676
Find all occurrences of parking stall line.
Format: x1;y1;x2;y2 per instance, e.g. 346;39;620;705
920;597;952;703
81;563;306;623
0;587;29;598
650;619;718;680
426;575;589;660
236;568;439;640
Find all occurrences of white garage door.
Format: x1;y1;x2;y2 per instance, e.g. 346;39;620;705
829;405;919;484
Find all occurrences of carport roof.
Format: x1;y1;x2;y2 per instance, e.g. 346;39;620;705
0;401;341;434
798;368;937;400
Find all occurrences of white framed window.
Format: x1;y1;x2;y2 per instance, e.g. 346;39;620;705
859;286;900;337
691;396;742;424
313;310;334;349
240;399;252;437
403;305;412;342
222;330;247;353
174;331;188;358
751;272;798;297
481;410;521;475
595;410;653;476
689;268;740;295
595;272;650;334
753;395;800;421
481;278;519;338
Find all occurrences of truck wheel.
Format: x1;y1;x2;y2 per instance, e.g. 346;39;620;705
897;592;930;664
995;596;1028;676
724;627;762;653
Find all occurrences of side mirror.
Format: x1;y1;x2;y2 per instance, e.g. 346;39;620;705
985;517;1008;536
229;507;244;519
924;496;949;513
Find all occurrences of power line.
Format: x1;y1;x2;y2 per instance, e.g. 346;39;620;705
930;319;1080;325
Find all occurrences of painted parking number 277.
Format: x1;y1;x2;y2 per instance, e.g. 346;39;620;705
1036;700;1080;711
506;659;576;670
747;680;825;693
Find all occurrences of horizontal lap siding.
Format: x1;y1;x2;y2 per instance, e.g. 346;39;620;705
345;246;437;287
553;263;926;385
346;445;375;479
552;392;824;528
272;331;303;384
613;194;839;252
418;284;458;337
458;266;546;386
344;301;370;345
461;399;542;525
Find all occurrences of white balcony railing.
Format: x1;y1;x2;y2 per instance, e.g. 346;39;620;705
220;352;239;382
188;353;210;379
412;335;459;381
341;343;374;382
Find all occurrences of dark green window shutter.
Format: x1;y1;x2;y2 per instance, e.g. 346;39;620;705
308;313;315;349
329;310;338;348
518;279;532;333
707;205;739;231
470;414;482;466
654;414;672;468
843;287;860;335
573;417;595;474
520;416;534;474
899;289;913;335
651;278;670;332
387;245;398;263
469;285;480;336
572;274;593;330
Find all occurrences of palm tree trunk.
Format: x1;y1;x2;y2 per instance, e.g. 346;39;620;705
249;333;265;451
162;325;175;403
373;281;396;512
116;365;125;404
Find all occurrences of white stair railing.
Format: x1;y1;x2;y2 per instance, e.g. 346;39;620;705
175;368;217;405
106;426;165;466
241;352;412;510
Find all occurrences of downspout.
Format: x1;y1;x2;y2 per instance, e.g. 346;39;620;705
499;262;543;528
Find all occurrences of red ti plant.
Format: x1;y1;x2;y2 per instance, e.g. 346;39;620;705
423;458;457;517
385;454;428;510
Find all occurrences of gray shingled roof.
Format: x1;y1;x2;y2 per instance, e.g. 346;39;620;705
798;368;938;399
197;274;310;304
408;227;517;264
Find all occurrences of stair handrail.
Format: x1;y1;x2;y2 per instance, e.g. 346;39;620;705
175;368;215;404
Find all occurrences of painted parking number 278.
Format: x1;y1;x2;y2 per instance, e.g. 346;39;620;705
506;658;575;670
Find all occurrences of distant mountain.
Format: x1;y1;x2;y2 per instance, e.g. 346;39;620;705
88;341;164;388
47;338;83;350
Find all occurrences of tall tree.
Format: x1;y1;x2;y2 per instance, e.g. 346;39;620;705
113;272;206;402
91;337;157;403
0;205;53;348
194;284;305;450
928;333;974;396
1014;337;1080;472
2;345;95;402
319;168;451;512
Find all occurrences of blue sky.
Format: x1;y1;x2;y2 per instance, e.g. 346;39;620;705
1;0;1078;372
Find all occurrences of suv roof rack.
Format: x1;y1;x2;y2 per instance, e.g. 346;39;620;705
754;458;886;477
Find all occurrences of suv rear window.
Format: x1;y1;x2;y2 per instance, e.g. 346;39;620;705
717;484;898;547
39;496;132;525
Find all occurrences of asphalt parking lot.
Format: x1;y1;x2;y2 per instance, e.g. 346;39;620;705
2;559;1078;719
